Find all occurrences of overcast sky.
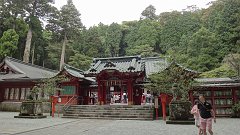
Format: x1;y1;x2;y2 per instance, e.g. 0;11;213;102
54;0;214;28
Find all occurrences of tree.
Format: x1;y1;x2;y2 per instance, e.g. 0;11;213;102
57;0;83;70
22;0;55;63
186;27;221;72
223;53;240;77
0;29;19;59
200;64;236;78
105;23;122;57
159;10;201;52
204;0;240;55
141;5;157;20
125;19;160;54
126;44;157;57
68;53;92;70
147;63;197;101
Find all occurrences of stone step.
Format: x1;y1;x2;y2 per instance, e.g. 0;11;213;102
65;111;152;115
67;106;152;110
63;105;153;120
62;116;153;120
65;109;152;112
64;111;152;115
69;105;152;108
63;114;152;118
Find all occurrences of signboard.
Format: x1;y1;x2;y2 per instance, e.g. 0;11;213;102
110;86;114;91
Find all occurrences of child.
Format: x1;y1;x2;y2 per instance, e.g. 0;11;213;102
191;100;203;135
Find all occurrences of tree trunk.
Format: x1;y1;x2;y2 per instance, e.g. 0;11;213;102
31;44;35;65
59;32;67;70
23;28;32;63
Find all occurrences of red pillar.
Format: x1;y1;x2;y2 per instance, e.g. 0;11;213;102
160;93;167;121
102;81;106;104
97;81;102;105
127;80;133;105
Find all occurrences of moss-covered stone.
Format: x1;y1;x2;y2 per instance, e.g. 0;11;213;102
19;101;44;116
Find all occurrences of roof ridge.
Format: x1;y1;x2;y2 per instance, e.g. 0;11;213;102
93;55;141;61
64;64;83;73
5;56;58;73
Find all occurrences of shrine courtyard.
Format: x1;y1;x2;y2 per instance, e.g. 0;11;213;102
0;112;239;135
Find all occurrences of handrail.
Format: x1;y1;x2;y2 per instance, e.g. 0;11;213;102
63;95;77;111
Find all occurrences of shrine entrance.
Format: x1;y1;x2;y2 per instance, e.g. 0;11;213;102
106;83;128;105
97;69;144;105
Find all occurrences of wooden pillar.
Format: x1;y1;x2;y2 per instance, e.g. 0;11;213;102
97;81;102;105
127;80;133;105
233;88;237;104
211;88;216;114
0;87;3;102
102;81;106;104
160;93;167;121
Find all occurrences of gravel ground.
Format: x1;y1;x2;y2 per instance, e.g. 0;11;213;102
0;112;239;135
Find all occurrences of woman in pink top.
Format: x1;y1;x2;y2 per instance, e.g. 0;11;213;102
191;100;203;135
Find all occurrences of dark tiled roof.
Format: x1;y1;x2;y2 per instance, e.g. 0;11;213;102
195;78;233;83
85;56;192;78
142;57;169;78
194;78;240;88
61;64;95;82
85;55;143;74
0;57;57;81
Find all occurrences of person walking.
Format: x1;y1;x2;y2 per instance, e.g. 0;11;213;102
191;100;202;135
91;93;95;105
198;95;216;135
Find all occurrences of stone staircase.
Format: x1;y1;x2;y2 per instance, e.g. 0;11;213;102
62;105;153;120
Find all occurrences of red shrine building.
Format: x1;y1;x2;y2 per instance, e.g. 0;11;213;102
191;78;240;117
0;56;240;117
84;56;168;105
0;57;57;102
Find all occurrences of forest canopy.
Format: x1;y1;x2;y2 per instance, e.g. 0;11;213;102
0;0;239;77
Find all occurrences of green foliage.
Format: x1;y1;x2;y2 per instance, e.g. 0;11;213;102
147;63;197;101
223;53;240;77
0;0;240;78
68;53;92;70
172;27;221;72
105;23;122;57
0;29;19;58
141;5;157;20
59;0;83;39
126;44;157;57
125;19;160;54
37;75;65;97
200;64;237;78
232;102;240;112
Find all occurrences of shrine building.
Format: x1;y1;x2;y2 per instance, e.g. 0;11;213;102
0;56;240;117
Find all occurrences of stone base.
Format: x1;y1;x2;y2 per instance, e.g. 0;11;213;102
166;119;194;125
14;115;47;119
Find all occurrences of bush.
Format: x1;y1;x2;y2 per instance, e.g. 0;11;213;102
232;103;240;112
232;102;240;118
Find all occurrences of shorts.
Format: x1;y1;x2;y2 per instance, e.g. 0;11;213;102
200;117;212;130
195;118;200;127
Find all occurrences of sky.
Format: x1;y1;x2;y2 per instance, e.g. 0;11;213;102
54;0;214;28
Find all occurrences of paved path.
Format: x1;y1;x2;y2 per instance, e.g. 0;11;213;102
0;112;239;135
